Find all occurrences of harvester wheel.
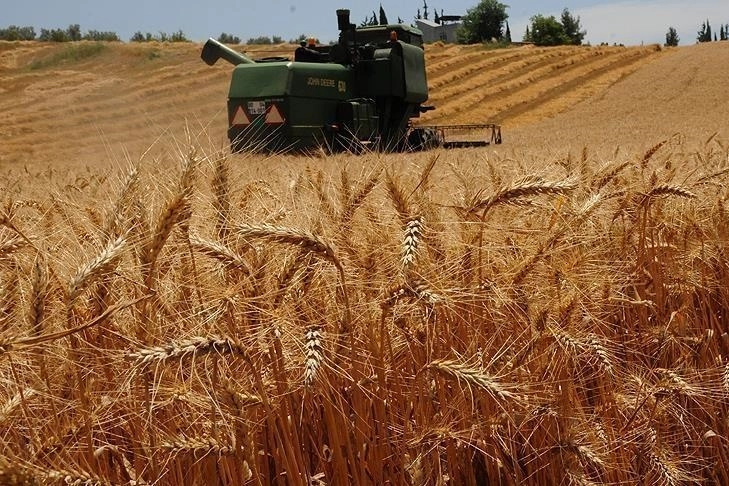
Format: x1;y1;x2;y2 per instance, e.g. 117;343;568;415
334;133;369;154
407;128;442;151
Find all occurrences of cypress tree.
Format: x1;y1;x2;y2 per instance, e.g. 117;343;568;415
665;26;679;47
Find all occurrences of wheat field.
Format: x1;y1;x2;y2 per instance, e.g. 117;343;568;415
2;40;729;485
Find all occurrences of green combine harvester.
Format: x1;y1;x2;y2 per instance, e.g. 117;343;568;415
201;9;502;152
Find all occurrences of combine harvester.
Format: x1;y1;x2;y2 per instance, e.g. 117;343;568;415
201;9;502;152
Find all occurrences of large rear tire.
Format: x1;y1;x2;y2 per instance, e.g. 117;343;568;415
406;128;442;151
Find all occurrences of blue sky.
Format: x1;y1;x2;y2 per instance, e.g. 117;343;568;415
2;1;726;46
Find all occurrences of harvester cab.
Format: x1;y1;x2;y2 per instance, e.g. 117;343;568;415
201;8;501;152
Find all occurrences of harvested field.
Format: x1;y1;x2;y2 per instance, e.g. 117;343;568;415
1;40;729;485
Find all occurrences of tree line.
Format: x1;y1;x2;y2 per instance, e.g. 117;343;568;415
0;24;120;42
0;24;194;43
427;0;728;47
0;23;307;46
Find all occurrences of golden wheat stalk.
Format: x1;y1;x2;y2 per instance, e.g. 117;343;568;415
385;170;411;223
383;278;441;309
641;139;669;167
42;467;112;486
189;235;251;275
219;381;263;413
211;155;231;241
466;175;578;219
591;161;631;190
142;191;190;275
67;235;126;303
161;435;235;456
1;297;146;358
0;388;38;423
409;153;440;199
28;258;49;336
235;223;352;333
236;223;338;266
127;335;248;366
586;334;614;376
106;166;139;238
648;448;687;486
410;278;440;305
93;445;140;484
427;359;515;401
402;216;424;269
339;169;381;225
303;326;324;387
0;236;25;256
644;184;696;200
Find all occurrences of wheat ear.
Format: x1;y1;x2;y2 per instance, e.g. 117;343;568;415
67;235;126;303
0;236;26;256
211;155;231;241
385;170;411;223
641;139;669;167
466;175;578;219
161;435;234;456
402;216;425;269
591;161;631;190
428;359;515;401
142;156;196;284
127;335;249;366
303;326;324;387
339;168;381;226
106;166;139;238
644;184;696;200
190;235;251;275
219;380;263;413
236;223;338;267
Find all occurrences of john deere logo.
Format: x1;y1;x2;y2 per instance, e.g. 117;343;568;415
338;81;346;93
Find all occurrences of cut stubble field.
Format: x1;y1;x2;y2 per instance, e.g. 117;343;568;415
1;40;729;485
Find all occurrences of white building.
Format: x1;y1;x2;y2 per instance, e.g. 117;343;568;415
414;18;462;43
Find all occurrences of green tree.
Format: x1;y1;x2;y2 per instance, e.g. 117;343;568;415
170;30;189;42
457;0;509;44
0;25;36;41
67;24;81;41
246;36;273;45
665;26;679;46
83;30;119;41
560;9;585;45
217;33;241;44
379;5;388;25
130;31;158;42
39;28;70;42
528;14;570;46
697;19;712;42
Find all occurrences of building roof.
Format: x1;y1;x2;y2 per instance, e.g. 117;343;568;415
415;19;441;28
